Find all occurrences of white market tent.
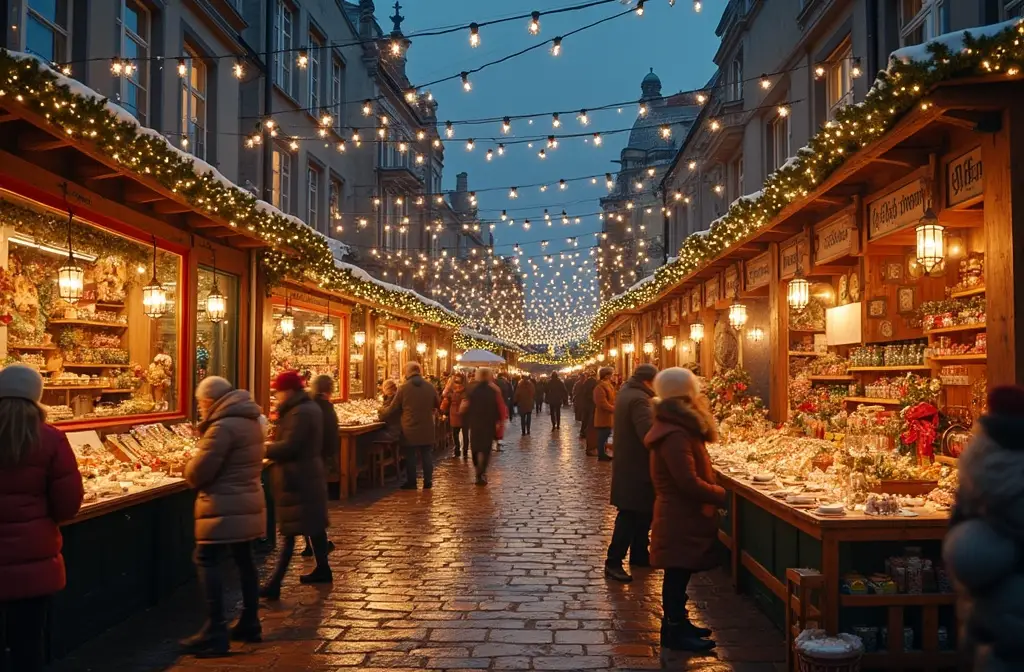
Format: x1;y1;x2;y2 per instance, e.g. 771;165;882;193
457;349;506;367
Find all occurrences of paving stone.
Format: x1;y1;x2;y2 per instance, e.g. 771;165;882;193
48;411;785;672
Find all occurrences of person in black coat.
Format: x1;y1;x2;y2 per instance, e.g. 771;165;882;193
577;370;598;440
535;377;547;414
546;372;568;429
302;375;338;557
462;368;507;485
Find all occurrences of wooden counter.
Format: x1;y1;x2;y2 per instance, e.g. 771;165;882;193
68;480;190;524
336;422;386;500
714;468;956;671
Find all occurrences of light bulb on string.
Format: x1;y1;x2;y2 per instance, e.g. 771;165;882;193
297;50;308;68
362;100;373;116
465;138;475;151
486;148;493;161
547;135;558;149
592;132;602;146
638;102;648;116
693;0;702;12
551;37;562;56
696;92;707;104
461;72;472;91
814;64;826;79
390;40;403;56
851;57;863;78
469;22;480;47
502;117;511;134
760;73;771;89
445;121;454;138
529;11;541;34
606;173;614;189
497;143;505;155
778;105;790;117
578;109;589;125
552;113;561;128
635;0;645;15
233;61;244;78
177;59;187;77
710;119;721;131
509;187;519;199
559;179;567;190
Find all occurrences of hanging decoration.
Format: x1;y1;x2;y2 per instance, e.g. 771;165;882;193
142;235;167;319
353;330;366;347
915;210;945;273
690;322;704;343
321;299;335;342
279;292;295;335
662;334;676;350
787;266;810;312
56;209;84;304
205;249;227;323
728;300;748;330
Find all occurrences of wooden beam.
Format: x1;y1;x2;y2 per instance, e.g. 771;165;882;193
876;147;933;167
768;242;788;423
0;113;18;124
226;235;265;249
75;163;121;181
151;201;193;215
122;185;163;204
18;136;69;152
934;113;978;131
185;214;222;230
939;209;984;228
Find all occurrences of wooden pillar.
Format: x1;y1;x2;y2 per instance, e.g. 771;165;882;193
768;242;789;423
700;308;714;378
252;272;275;413
983;103;1024;386
364;311;377;394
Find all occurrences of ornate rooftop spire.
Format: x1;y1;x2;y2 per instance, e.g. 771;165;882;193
390;1;404;36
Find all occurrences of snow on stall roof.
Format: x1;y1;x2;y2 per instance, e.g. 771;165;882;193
335;259;459;318
459;326;519;350
889;19;1018;66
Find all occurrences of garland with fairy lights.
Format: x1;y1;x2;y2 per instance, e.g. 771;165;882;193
453;328;523;354
592;22;1023;335
0;51;464;330
519;339;601;365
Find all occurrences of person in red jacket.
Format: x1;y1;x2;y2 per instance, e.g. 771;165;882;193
0;365;84;671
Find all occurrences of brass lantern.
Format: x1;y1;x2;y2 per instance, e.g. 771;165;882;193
279;292;295;335
321;317;335;342
142;235;168;319
416;341;427;355
915;209;945;273
643;341;655;355
690;322;704;343
662;335;676;350
57;211;84;303
354;331;366;347
394;339;407;352
787;269;810;312
728;300;748;330
609;347;618;358
748;327;765;343
622;342;635;354
204;254;227;323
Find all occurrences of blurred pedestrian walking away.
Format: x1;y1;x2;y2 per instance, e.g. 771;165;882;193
262;371;332;600
380;362;439;490
462;368;507;485
0;365;84;672
181;376;266;654
441;373;469;458
546;372;568;429
514;375;536;436
593;367;616;462
303;375;338;557
645;367;722;653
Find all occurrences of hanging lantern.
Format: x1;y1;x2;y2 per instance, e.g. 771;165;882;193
354;330;366;347
279;291;295;335
622;342;635;354
142;235;167;319
643;342;655;355
748;327;765;343
787;271;810;312
57;211;84;303
394;339;407;352
609;348;618;358
662;335;676;350
321;319;335;342
204;252;227;323
596;353;606;362
416;341;427;354
455;353;463;362
437;348;448;359
915;210;945;273
690;322;704;343
728;300;748;330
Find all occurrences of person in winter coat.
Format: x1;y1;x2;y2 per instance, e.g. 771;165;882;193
496;374;514;421
180;377;267;654
303;375;338;557
262;370;332;599
380;362;439;489
546;372;568;429
442;373;469;458
535;376;547;414
514;376;537;436
593;367;617;461
577;371;598;440
944;386;1024;671
604;364;658;583
0;365;83;672
461;368;507;485
645;367;722;653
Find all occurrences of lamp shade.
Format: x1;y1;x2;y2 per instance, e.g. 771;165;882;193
142;277;168;319
748;327;765;342
609;348;618;358
321;318;335;341
662;335;676;350
354;330;366;347
622;342;635;354
437;348;448;359
205;282;227;323
279;308;295;335
728;301;748;329
596;353;606;362
643;342;655;355
787;275;810;311
916;212;945;273
690;322;705;343
416;341;427;354
394;339;407;352
57;260;84;303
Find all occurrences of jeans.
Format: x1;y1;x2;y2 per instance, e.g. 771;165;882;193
520;412;532;434
0;596;48;672
195;541;259;629
662;568;693;622
550;404;562;428
265;532;329;590
606;509;652;566
403;445;434;486
451;427;469;454
595;427;612;459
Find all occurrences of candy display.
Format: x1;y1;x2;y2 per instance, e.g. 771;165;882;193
333;398;382;426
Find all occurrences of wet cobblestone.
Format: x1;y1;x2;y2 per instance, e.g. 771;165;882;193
51;411;785;671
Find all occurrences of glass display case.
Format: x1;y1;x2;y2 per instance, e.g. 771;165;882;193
270;301;343;396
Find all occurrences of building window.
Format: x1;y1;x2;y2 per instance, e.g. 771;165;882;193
826;40;854;119
307;163;321;232
1005;0;1024;18
331;57;345;132
308;33;321;111
272;148;291;213
729;51;743;102
180;47;207;159
899;0;947;47
274;1;294;95
732;155;744;200
116;0;149;124
25;0;69;63
767;114;790;173
329;177;343;229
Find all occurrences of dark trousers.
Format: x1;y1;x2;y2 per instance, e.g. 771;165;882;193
265;532;329;590
580;410;592;437
606;509;652;566
451;426;469;454
0;596;48;672
535;400;543;413
520;412;532;434
550;404;562;428
472;449;492;478
195;541;259;629
403;444;434;486
595;427;612;458
662;568;693;622
507;400;516;419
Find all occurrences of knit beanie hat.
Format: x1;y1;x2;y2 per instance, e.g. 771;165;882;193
0;364;44;403
271;370;306;392
599;366;614;379
653;366;700;400
196;376;234;402
632;363;658;382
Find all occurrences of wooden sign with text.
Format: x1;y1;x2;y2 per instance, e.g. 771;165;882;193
780;235;810;280
867;178;929;240
745;251;771;291
704;275;721;308
724;264;741;299
690;287;702;314
946;146;983;207
814;213;857;266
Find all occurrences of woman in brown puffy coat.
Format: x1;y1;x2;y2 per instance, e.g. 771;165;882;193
645;367;724;653
181;376;266;654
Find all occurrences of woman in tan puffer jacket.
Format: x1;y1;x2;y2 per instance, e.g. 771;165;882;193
181;376;267;654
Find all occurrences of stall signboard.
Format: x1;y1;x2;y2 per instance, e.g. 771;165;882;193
690;287;702;314
724;263;741;299
704;274;721;308
814;213;857;266
867;178;930;240
745;251;771;291
945;146;983;207
780;234;810;280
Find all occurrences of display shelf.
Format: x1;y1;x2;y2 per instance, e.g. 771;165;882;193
63;363;130;369
848;365;932;372
50;319;129;330
839;593;956;607
100;388;134;394
843;396;902;405
934;455;959;466
8;344;57;351
789;328;826;334
950;285;985;298
788;351;822;356
44;385;105;391
808;375;855;382
93;302;126;310
929;353;987;363
924;323;986;336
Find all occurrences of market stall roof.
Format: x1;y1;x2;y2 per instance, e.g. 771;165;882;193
458;349;506;366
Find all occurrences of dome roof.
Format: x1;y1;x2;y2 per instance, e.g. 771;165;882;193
641;68;662;100
626;98;697;152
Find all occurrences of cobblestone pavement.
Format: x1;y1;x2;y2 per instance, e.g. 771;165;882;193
52;408;785;672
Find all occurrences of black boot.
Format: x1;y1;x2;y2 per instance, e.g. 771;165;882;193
604;562;633;583
300;566;333;584
180;622;229;655
230;613;263;643
300;542;313;557
660;619;715;652
259;583;281;601
683;620;713;638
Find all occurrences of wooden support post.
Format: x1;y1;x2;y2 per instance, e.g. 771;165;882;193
700;308;715;377
768;242;789;422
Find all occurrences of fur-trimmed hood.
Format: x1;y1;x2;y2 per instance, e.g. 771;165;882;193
645;395;718;448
